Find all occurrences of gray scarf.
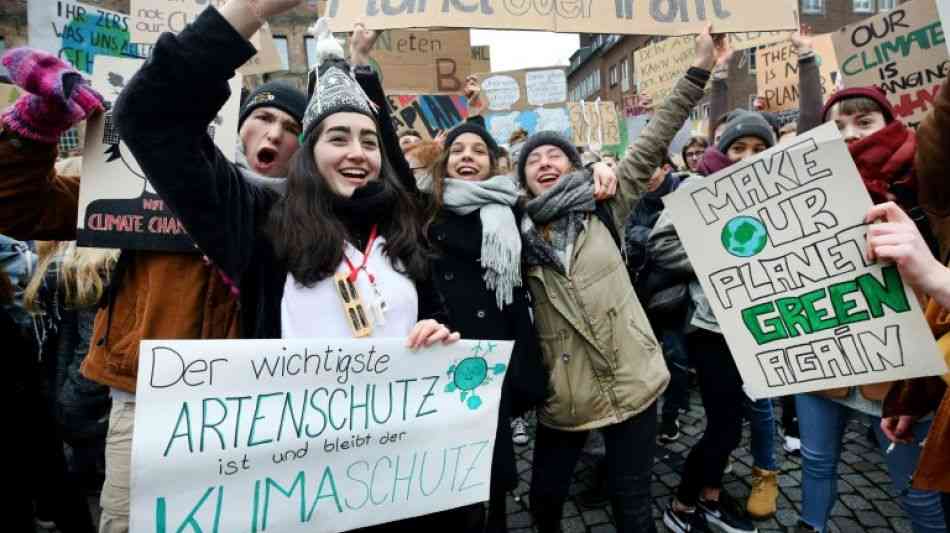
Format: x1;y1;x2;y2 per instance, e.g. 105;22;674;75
236;143;288;194
441;176;522;309
520;170;595;274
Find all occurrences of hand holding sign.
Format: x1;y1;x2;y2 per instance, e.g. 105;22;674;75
407;319;461;350
865;202;950;301
790;25;814;55
219;0;303;38
693;25;718;71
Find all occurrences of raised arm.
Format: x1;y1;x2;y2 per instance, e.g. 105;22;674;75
0;48;103;241
707;43;734;143
114;2;283;282
608;27;719;229
793;30;824;135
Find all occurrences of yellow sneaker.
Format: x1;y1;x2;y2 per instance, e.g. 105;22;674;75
747;467;779;520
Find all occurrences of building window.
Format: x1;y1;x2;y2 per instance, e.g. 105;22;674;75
853;0;873;12
801;0;824;14
273;35;290;71
609;65;618;87
746;48;758;74
878;0;896;10
594;70;601;91
305;36;317;69
621;60;630;92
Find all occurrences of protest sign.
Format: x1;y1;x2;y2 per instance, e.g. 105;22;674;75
567;101;621;147
323;0;797;36
387;93;470;140
472;45;491;75
756;34;840;112
728;31;787;51
939;0;950;55
832;0;950;128
345;29;472;93
76;56;241;252
0;84;21;112
130;338;512;533
662;123;947;399
27;0;151;74
480;67;571;145
634;35;696;103
130;0;282;75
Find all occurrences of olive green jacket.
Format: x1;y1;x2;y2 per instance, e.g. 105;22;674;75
527;74;706;431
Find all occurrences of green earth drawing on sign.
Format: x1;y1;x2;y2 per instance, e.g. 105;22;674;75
445;341;507;410
721;215;768;257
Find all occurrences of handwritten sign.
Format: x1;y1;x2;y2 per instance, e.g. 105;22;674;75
568;101;621;147
634;35;696;103
479;67;571;145
27;0;151;74
347;29;472;93
130;338;512;533
662;123;948;399
387;93;469;140
757;34;840;112
76;56;241;252
130;0;282;75
323;0;797;35
833;0;950;128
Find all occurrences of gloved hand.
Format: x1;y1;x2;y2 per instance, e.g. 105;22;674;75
1;47;104;143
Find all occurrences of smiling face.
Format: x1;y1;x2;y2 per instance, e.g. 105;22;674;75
447;133;493;182
524;145;573;197
239;107;301;177
314;112;382;198
726;136;768;163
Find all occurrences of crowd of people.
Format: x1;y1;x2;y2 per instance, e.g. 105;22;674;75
3;1;950;532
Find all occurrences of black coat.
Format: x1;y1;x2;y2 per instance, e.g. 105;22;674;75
428;210;546;493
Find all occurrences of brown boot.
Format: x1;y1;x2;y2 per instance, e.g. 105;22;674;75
746;467;778;519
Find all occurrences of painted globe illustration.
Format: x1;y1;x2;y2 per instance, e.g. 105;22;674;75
721;216;768;257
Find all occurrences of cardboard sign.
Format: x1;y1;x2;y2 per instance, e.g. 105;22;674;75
346;30;472;93
130;0;282;75
567;101;621;147
323;0;798;36
471;45;491;75
728;31;788;51
27;0;151;74
832;0;950;128
76;56;241;252
0;84;21;112
480;67;570;146
634;35;696;103
756;34;840;112
387;93;470;140
662;123;948;399
130;338;512;533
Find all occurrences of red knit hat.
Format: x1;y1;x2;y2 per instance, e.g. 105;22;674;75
822;86;896;123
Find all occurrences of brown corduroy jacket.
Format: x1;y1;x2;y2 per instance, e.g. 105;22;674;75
0;128;240;393
881;77;950;492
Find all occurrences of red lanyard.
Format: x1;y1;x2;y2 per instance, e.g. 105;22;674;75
343;224;379;284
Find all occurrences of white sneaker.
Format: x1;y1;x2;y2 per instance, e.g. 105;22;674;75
512;417;529;445
783;435;801;455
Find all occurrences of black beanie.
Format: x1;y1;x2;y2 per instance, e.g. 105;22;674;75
443;122;500;156
516;131;583;185
717;110;777;154
239;81;307;130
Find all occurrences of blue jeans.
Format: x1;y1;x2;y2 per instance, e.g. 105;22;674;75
659;326;690;420
796;393;947;533
746;398;777;471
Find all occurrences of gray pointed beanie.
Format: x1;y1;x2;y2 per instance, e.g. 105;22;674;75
516;131;583;185
301;19;377;142
717;110;776;153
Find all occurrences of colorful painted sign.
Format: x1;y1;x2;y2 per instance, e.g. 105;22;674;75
27;0;151;74
481;67;571;146
387;94;470;140
130;338;512;533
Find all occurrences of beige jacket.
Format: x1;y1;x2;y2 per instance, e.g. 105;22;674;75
527;75;706;431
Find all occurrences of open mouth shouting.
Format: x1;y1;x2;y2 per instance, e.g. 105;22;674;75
454;163;483;179
254;146;279;173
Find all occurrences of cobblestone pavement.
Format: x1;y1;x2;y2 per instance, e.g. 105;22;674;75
38;389;907;533
505;389;910;533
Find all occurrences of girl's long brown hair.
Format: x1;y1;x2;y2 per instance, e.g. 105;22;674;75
265;122;429;287
24;241;119;313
